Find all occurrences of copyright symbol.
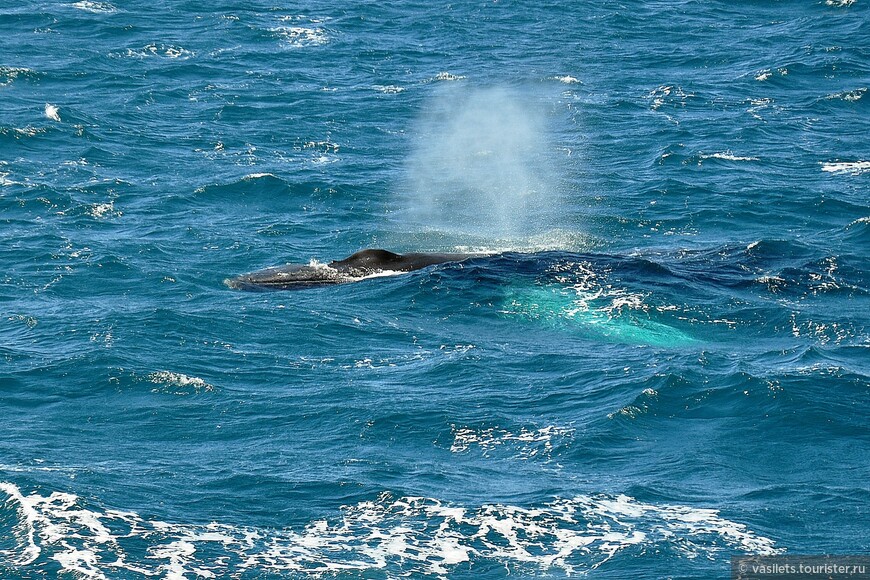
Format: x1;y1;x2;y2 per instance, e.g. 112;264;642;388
738;562;748;574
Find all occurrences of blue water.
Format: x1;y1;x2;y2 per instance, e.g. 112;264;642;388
2;0;869;577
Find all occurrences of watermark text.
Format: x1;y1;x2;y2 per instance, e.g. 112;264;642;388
733;556;870;580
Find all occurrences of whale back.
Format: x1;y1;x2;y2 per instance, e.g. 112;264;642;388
226;249;473;290
331;249;470;273
331;249;404;271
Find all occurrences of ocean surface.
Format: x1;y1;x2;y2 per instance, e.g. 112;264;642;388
2;1;869;578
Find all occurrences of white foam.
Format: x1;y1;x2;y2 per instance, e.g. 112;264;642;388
70;1;116;13
12;126;45;137
647;85;694;112
0;66;32;87
825;87;866;102
433;72;466;81
271;25;328;47
301;140;339;153
700;151;759;162
148;371;215;394
88;201;120;218
279;14;329;24
552;75;581;84
0;172;20;186
357;269;405;280
164;47;189;58
44;104;60;122
826;0;855;6
116;44;194;59
749;97;773;107
374;85;405;94
330;267;405;289
0;482;42;566
0;483;780;577
501;261;696;346
451;425;574;459
821;160;870;175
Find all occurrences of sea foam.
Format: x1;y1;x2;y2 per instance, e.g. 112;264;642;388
821;161;870;175
0;483;780;578
44;104;60;122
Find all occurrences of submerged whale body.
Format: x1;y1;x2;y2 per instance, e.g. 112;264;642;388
226;249;471;290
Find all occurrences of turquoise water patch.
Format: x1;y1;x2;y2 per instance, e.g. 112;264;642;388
501;284;696;347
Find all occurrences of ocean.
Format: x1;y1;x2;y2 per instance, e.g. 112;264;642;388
1;0;869;578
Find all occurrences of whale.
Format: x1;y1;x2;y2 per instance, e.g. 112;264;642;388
225;249;472;290
226;249;696;347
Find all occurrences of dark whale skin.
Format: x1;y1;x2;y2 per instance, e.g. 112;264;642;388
226;249;470;290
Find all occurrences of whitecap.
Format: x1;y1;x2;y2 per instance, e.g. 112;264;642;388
700;151;759;162
164;46;188;58
825;87;866;102
374;85;405;94
116;44;194;59
0;66;32;87
62;158;88;167
821;160;870;175
647;85;693;111
70;1;116;13
450;424;574;459
43;104;60;122
753;66;791;82
11;126;45;137
748;97;773;107
148;371;215;394
552;75;581;84
271;26;328;48
0;172;22;186
0;483;781;578
301;140;339;153
433;72;466;81
88;201;120;218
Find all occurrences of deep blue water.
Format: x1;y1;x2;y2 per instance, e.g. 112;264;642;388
2;0;869;578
